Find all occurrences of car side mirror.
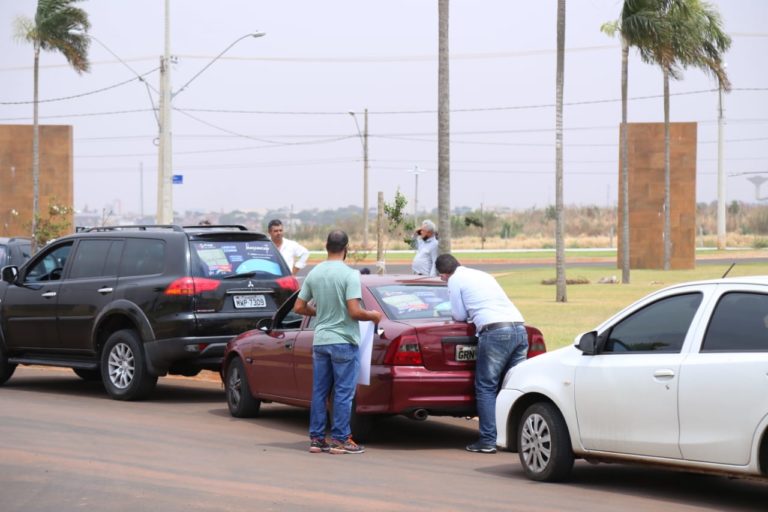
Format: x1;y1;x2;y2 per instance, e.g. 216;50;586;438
577;331;599;355
1;265;18;283
256;317;272;333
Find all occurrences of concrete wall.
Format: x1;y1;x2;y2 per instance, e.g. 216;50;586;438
618;122;697;270
0;124;74;238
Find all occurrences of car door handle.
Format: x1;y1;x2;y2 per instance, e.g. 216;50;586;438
41;291;57;298
97;287;114;294
654;369;676;379
284;342;293;350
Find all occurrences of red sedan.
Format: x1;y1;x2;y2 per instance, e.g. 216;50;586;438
221;274;546;440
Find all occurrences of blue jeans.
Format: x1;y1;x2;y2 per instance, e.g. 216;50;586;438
309;343;360;442
475;324;528;446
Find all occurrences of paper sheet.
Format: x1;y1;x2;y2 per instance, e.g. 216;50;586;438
357;321;374;385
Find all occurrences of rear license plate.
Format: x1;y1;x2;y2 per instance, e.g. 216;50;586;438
455;344;477;361
233;294;266;309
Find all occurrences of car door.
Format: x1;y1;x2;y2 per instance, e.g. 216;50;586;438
248;292;300;400
1;241;73;350
678;287;768;465
574;291;706;459
56;239;122;352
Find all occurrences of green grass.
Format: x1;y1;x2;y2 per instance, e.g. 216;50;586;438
496;263;768;350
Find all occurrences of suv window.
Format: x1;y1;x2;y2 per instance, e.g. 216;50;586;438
702;292;768;352
25;243;73;282
603;292;702;353
191;240;286;279
70;240;115;279
120;239;165;277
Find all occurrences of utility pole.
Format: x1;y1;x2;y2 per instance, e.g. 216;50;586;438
139;162;145;219
349;109;369;248
717;82;726;249
156;0;173;224
410;166;425;224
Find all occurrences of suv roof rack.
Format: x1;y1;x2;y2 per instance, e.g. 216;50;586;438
182;224;248;231
85;225;185;233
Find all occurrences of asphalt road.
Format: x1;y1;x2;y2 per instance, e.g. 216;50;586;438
1;366;766;512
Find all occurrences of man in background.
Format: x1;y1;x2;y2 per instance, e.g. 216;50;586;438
411;219;438;277
435;253;528;454
268;219;309;275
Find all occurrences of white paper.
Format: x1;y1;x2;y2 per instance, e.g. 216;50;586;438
357;321;374;385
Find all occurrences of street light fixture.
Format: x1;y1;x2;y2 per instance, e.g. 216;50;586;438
156;0;265;223
409;166;426;224
348;109;369;248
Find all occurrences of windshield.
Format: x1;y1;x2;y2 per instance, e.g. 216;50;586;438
191;240;288;279
370;284;453;320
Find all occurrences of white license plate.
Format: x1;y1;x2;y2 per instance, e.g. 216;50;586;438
455;344;477;361
233;294;266;309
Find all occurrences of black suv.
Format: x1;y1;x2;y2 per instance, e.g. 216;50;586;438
0;225;298;400
0;237;32;268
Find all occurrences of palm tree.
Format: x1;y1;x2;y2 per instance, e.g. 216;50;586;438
14;0;91;251
437;0;451;254
555;0;567;302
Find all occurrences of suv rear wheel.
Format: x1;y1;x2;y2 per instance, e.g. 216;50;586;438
101;329;157;400
0;346;16;385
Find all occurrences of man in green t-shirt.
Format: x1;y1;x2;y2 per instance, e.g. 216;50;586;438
294;230;381;454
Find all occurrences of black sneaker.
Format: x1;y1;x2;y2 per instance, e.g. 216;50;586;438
309;437;330;453
329;437;365;454
466;441;497;454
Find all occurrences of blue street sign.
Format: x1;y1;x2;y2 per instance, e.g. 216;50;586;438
172;174;183;185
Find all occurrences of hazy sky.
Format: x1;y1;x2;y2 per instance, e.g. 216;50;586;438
1;0;767;218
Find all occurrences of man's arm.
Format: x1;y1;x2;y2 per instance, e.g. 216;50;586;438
293;297;316;317
448;283;469;322
346;299;382;324
293;242;310;273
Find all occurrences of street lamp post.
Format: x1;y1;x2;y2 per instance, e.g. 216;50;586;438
409;166;425;224
155;0;264;223
716;78;726;249
348;109;369;248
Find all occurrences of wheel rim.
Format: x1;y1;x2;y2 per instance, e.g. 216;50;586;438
521;412;552;474
228;365;242;408
107;342;135;389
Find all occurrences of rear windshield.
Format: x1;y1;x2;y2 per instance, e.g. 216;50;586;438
370;284;453;320
191;240;288;279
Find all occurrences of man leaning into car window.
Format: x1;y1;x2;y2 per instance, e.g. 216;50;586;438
293;230;382;455
435;253;528;454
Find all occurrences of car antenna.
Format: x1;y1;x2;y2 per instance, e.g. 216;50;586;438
722;262;736;278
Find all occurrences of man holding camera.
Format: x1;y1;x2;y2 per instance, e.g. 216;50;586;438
411;219;438;277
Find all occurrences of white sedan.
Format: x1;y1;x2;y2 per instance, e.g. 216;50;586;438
496;276;768;482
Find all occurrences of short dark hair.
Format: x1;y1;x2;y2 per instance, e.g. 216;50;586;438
435;253;460;275
326;230;349;254
267;219;283;230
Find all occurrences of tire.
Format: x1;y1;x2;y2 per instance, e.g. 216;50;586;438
225;358;261;418
101;329;157;401
73;368;101;381
518;402;574;482
0;346;16;386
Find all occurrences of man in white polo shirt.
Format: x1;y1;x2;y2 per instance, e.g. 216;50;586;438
268;219;309;275
435;253;528;454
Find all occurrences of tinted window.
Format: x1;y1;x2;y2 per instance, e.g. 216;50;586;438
370;284;452;320
191;240;287;279
120;239;165;277
702;292;768;352
603;292;702;353
69;240;114;279
25;243;73;282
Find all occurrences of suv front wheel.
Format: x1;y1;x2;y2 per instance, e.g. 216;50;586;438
101;329;158;400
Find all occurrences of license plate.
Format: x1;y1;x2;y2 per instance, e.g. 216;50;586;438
233;294;266;309
455;344;477;361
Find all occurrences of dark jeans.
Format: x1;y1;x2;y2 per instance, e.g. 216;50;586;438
475;323;528;446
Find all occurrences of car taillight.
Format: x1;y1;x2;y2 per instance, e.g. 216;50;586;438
164;277;221;296
276;276;299;291
527;330;547;358
383;335;423;366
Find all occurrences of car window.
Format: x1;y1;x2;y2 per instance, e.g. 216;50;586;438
25;242;73;282
603;292;702;353
190;239;287;279
69;240;115;279
119;239;165;277
370;284;452;320
702;292;768;352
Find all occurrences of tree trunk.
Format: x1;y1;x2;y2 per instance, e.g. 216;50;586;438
620;37;630;284
437;0;451;254
663;69;671;270
32;45;41;253
555;0;567;303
